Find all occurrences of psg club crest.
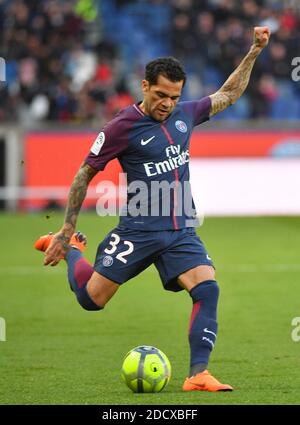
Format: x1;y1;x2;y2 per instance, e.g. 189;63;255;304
175;120;187;133
103;255;113;267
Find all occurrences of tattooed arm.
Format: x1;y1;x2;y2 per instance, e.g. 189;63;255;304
209;26;270;116
44;163;98;266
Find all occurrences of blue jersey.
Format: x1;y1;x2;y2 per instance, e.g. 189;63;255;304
85;97;211;230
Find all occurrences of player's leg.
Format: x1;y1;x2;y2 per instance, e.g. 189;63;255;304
173;263;230;390
178;264;215;291
36;226;159;311
35;232;119;311
66;247;119;310
86;271;119;307
178;265;232;391
178;265;218;375
155;228;233;391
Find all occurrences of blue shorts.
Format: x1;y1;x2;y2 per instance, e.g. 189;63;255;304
94;225;214;292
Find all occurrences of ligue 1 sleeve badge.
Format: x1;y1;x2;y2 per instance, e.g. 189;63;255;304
91;131;105;155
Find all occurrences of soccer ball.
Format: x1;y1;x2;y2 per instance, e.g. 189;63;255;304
121;345;171;393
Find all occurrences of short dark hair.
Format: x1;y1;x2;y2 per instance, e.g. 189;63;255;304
145;57;186;87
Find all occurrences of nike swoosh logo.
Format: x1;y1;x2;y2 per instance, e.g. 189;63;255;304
141;136;155;146
202;336;215;348
192;383;206;389
204;328;217;338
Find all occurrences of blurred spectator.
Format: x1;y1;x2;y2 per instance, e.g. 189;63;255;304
0;0;300;123
250;73;279;117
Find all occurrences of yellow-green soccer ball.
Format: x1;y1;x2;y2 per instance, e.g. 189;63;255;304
121;346;171;393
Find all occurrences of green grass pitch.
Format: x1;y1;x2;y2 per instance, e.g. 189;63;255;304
0;213;300;405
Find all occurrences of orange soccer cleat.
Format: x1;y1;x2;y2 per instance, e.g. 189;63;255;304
182;370;233;392
34;231;87;256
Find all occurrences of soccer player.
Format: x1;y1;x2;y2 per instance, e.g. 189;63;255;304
35;27;270;392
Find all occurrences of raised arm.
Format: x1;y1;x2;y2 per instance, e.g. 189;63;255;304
209;26;270;116
44;163;98;266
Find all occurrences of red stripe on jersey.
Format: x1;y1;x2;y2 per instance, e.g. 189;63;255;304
161;124;179;230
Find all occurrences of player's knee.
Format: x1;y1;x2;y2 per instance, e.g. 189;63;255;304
203;266;216;281
76;287;103;311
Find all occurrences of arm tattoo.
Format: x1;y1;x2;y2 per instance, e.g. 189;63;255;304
63;164;98;236
210;45;261;116
210;92;232;115
56;233;71;251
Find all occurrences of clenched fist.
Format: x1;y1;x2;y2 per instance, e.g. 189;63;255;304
253;26;270;49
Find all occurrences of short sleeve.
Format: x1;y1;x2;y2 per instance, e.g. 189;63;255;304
180;96;212;126
84;116;129;171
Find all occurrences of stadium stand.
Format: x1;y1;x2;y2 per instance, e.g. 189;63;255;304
0;0;299;125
